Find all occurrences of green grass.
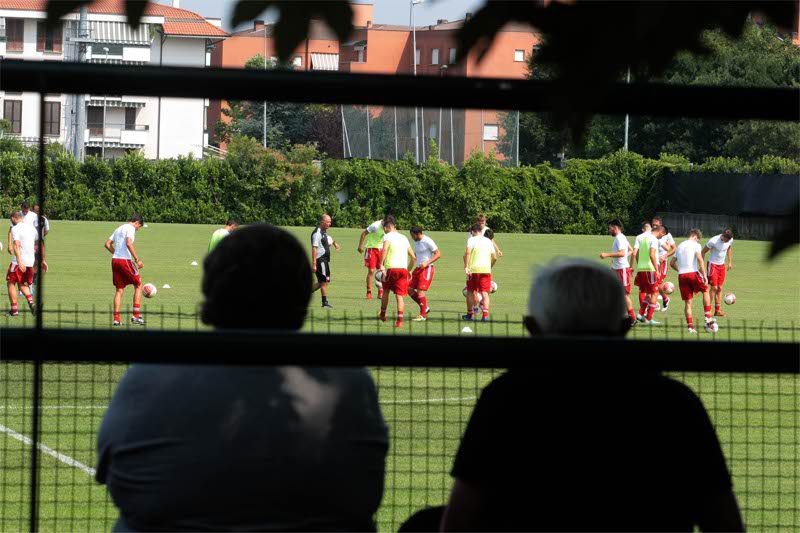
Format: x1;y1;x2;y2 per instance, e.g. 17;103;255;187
1;221;799;531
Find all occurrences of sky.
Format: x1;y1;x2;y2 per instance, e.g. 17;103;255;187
156;0;486;31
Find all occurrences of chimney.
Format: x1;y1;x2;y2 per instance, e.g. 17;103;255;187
437;19;448;25
465;12;472;20
366;20;372;28
254;19;265;30
172;0;180;8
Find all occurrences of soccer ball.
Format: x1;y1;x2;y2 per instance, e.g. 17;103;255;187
704;321;719;334
375;271;385;285
462;286;469;297
662;282;675;294
142;283;157;298
490;281;498;294
461;286;483;303
724;293;736;305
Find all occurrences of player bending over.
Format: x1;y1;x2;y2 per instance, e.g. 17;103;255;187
358;216;388;299
671;229;717;334
408;226;441;322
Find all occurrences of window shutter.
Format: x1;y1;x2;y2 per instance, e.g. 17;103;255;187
37;22;45;52
53;24;63;53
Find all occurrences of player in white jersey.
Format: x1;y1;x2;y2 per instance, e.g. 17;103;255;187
599;219;636;325
670;229;716;334
379;218;416;328
105;213;145;326
701;229;734;317
408;226;441;322
473;214;503;257
6;211;45;316
652;216;676;311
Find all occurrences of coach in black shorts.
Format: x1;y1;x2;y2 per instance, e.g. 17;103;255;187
311;213;339;309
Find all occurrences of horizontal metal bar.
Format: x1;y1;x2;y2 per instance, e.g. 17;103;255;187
1;60;798;121
2;329;798;373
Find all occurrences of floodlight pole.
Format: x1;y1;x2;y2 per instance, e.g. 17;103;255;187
624;66;630;151
366;104;371;159
263;26;267;148
411;0;420;164
394;106;398;160
515;110;520;166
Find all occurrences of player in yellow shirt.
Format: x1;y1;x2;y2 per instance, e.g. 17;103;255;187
463;223;497;322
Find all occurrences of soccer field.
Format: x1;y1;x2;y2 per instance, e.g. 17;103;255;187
2;220;799;339
1;221;798;531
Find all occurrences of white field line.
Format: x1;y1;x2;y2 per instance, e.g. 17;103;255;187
0;423;96;476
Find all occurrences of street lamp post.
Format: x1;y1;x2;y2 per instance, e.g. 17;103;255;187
262;26;267;148
624;66;630;150
411;0;423;164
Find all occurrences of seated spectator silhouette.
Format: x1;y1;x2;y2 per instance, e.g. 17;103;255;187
96;224;389;532
440;260;743;532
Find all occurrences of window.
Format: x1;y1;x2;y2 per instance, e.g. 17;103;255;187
87;107;104;136
37;21;63;53
514;49;525;62
449;48;456;64
293;56;302;67
431;48;439;65
96;43;123;56
125;108;136;130
44;101;60;136
4;100;22;133
415;49;420;66
483;124;499;141
357;49;365;63
429;123;437;139
6;19;24;52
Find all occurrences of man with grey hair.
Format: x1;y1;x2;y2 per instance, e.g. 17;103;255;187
441;259;743;532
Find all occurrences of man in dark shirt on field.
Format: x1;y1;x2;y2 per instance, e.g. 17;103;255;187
441;259;743;532
96;225;388;532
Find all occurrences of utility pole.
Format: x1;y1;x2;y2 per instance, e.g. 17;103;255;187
411;0;423;164
263;26;267;148
624;66;630;151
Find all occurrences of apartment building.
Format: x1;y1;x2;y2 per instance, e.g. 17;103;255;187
0;0;227;159
208;4;539;162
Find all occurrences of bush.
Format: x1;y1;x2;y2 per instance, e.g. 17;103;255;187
0;145;789;234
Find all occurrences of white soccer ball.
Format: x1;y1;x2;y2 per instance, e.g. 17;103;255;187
143;283;157;298
490;281;498;293
724;293;736;305
462;286;469;297
375;271;385;284
704;321;719;334
662;282;675;294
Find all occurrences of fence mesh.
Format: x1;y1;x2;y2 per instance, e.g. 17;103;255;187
1;357;797;532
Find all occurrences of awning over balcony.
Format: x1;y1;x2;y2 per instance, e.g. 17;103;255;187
310;53;339;71
90;22;152;45
85;141;145;149
87;58;148;66
87;99;146;108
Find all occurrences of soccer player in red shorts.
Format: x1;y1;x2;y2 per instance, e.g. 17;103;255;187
671;229;716;334
463;224;497;322
702;229;734;317
378;218;416;328
408;226;441;322
6;211;45;316
599;219;636;325
357;217;387;299
652;216;676;312
105;214;145;326
632;225;666;325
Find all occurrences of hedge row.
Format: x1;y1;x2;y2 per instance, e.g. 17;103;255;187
1;138;797;234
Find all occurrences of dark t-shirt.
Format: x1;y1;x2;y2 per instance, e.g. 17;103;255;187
97;365;389;531
451;371;732;532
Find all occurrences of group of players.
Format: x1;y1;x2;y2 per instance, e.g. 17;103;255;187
600;216;734;334
5;202;50;317
310;213;501;328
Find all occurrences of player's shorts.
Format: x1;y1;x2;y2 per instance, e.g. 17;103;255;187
112;258;142;289
364;248;382;269
708;262;726;287
634;271;659;294
679;272;709;301
6;264;34;286
658;260;669;282
315;259;331;284
467;273;492;293
383;268;409;296
613;267;633;295
409;265;435;291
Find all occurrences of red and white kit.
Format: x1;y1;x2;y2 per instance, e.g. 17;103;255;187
657;232;674;282
383;268;409;296
675;240;708;300
6;222;37;286
611;232;632;294
109;223;142;289
705;234;733;286
410;235;438;291
467;273;492;293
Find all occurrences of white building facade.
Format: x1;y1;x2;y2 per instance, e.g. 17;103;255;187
0;0;227;160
